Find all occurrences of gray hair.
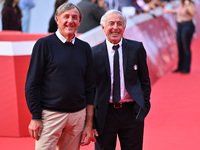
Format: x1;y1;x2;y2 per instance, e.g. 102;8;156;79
55;2;82;21
100;10;127;27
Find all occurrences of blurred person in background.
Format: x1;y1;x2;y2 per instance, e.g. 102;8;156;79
105;0;120;10
25;3;95;150
143;0;163;10
0;0;4;30
124;0;163;16
48;0;68;33
1;0;22;31
163;0;196;73
119;0;148;17
19;0;35;32
135;0;151;12
131;0;147;13
106;0;147;14
77;0;107;33
130;0;160;14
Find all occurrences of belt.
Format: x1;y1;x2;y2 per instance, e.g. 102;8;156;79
109;102;135;109
177;21;193;25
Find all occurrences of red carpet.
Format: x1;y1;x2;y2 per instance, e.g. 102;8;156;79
143;34;200;150
1;35;200;150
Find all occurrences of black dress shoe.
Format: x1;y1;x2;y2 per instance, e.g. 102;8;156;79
181;69;190;73
173;69;181;73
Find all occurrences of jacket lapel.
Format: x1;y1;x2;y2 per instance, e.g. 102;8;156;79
122;38;128;75
101;41;111;77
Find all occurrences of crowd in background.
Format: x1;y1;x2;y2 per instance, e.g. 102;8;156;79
0;0;196;33
0;0;197;74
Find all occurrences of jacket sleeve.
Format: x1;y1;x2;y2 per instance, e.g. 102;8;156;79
138;42;151;115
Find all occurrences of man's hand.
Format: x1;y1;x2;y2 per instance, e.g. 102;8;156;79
28;120;43;141
81;125;96;146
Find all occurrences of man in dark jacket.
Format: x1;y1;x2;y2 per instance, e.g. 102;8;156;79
92;9;151;150
77;0;107;33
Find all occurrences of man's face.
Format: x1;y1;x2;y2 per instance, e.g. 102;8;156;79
102;13;126;44
56;8;80;39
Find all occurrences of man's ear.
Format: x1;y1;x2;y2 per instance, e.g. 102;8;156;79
101;25;105;31
55;16;59;25
79;17;82;23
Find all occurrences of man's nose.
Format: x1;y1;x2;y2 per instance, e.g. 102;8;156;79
113;23;118;29
68;16;73;22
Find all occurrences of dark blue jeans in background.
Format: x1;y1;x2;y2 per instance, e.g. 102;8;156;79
176;21;195;72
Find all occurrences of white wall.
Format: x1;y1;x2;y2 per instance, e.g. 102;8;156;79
29;0;54;33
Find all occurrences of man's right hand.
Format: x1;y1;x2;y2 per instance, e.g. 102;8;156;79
28;120;43;141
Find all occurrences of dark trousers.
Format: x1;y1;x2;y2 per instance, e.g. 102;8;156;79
176;21;195;72
95;103;144;150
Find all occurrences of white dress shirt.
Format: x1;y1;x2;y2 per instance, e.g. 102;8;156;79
106;39;134;103
56;30;75;44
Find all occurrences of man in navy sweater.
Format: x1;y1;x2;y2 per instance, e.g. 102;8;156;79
25;3;95;150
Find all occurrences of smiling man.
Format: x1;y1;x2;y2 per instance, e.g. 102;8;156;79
92;10;151;150
25;3;95;150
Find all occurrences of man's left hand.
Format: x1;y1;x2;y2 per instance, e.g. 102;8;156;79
81;125;96;146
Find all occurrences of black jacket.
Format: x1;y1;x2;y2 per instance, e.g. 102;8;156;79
92;38;151;135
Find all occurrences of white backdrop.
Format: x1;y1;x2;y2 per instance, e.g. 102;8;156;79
29;0;81;33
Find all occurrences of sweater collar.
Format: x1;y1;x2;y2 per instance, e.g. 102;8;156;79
55;30;75;44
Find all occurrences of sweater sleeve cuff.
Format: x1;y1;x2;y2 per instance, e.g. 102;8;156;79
32;112;42;120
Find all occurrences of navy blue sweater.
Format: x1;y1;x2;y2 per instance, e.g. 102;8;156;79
25;34;95;119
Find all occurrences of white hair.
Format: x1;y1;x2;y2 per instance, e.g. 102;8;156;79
100;9;127;27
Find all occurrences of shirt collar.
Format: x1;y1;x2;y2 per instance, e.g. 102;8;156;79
55;30;75;44
106;38;122;50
